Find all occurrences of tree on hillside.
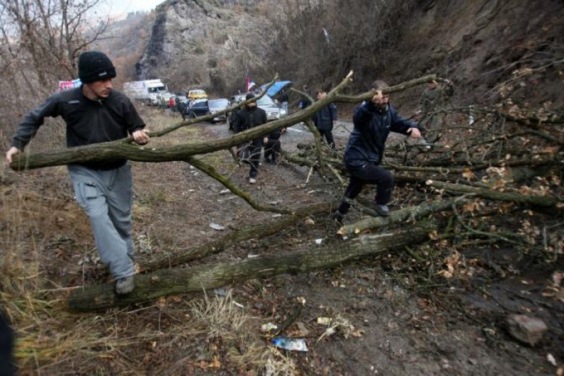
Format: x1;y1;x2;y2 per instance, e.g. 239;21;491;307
0;0;110;126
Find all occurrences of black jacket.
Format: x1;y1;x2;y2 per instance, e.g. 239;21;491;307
313;103;337;131
233;105;268;144
12;86;145;169
344;101;418;167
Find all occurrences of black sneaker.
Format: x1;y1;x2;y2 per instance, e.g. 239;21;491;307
375;204;390;217
330;210;344;224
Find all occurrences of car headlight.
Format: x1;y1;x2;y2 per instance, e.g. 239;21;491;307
280;108;287;117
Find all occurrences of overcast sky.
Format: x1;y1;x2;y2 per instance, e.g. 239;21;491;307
97;0;164;18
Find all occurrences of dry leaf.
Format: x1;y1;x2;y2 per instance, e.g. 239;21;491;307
462;168;475;181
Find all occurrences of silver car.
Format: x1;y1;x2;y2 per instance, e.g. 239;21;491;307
208;98;230;123
229;94;287;122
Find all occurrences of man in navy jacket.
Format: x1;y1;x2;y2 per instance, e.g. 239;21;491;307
332;80;423;222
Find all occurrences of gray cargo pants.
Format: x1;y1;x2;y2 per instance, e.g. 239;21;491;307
68;164;135;280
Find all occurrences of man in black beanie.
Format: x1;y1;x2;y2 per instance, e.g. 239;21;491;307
5;51;150;295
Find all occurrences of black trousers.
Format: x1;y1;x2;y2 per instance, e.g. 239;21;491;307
264;139;281;162
318;129;335;148
337;163;394;214
248;142;263;178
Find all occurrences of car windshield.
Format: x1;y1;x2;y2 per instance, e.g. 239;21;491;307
256;95;276;106
208;99;229;109
191;101;208;109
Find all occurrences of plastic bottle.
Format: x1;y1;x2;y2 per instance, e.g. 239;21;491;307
272;336;308;352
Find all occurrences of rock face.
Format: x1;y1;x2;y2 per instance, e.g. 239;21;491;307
135;0;276;94
132;0;563;108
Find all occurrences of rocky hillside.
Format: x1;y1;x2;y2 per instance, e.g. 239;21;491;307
111;0;562;109
133;0;279;95
390;0;563;110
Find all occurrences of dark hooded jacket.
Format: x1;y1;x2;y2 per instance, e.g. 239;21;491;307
344;101;419;167
313;103;337;131
233;105;268;145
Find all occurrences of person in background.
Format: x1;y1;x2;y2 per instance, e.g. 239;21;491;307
278;90;289;113
263;127;282;164
313;89;338;148
0;309;15;376
176;96;187;120
298;85;312;110
417;78;454;143
331;80;423;223
5;51;149;295
232;93;267;184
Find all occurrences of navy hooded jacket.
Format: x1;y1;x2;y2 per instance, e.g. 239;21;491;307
344;101;418;168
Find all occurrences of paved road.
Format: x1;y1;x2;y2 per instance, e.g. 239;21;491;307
281;120;353;150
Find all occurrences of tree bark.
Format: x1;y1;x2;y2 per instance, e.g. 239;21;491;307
337;198;461;237
426;181;560;208
68;223;435;311
8;72;439;171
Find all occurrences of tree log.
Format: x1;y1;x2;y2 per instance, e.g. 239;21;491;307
8;72;354;171
9;72;436;171
426;180;561;208
68;223;435;311
337;198;460;237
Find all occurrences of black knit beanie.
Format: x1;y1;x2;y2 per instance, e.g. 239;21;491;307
78;51;116;83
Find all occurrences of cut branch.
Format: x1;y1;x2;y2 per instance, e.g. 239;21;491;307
8;72;354;171
185;156;294;214
337;198;462;237
426;181;561;209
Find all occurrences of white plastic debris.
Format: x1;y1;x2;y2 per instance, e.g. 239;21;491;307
261;323;278;332
272;337;308;352
209;223;226;231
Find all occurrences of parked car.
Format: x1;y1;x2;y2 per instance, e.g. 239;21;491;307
260;80;293;102
257;94;288;121
185;99;210;119
207;98;230;123
187;89;208;101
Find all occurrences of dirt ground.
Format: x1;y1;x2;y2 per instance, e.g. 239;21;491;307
1;112;562;375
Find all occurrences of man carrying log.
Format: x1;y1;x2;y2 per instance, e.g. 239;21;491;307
5;51;150;295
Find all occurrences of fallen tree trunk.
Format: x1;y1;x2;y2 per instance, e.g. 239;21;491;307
337;198;461;237
426;181;561;208
68;222;435;311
